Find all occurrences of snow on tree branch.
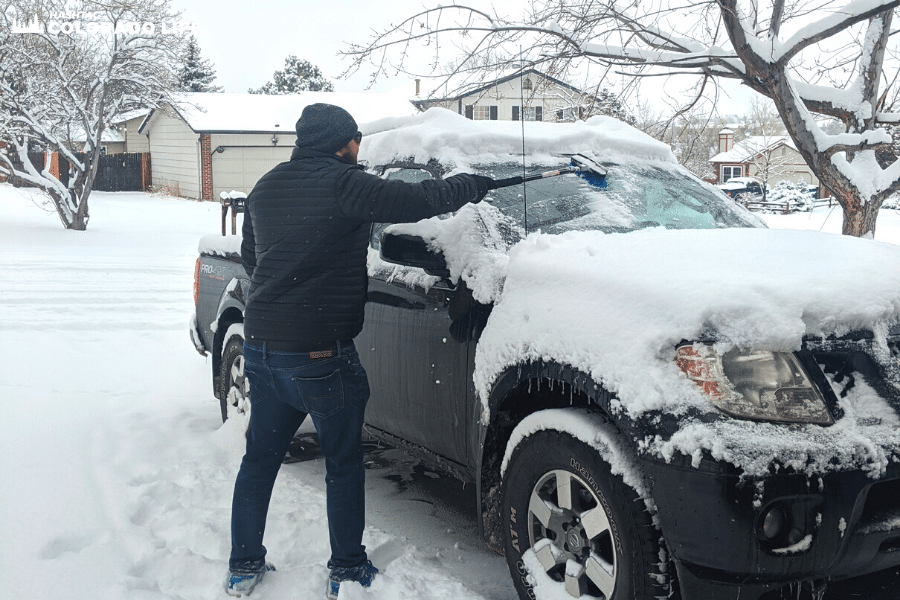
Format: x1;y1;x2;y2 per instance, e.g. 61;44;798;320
0;0;185;230
343;0;900;236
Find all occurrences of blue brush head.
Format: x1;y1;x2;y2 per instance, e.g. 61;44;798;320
570;155;607;188
573;167;608;189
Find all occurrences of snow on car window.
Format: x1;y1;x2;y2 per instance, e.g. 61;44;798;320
381;167;435;183
478;162;757;234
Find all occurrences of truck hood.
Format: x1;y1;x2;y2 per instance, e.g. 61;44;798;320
388;203;900;418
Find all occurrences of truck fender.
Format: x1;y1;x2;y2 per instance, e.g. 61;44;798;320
472;360;633;551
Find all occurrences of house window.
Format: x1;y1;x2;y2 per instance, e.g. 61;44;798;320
523;77;533;91
99;146;107;155
555;108;576;122
472;105;499;120
722;165;742;182
522;106;542;122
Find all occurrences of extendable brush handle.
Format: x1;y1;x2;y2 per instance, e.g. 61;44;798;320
491;166;581;190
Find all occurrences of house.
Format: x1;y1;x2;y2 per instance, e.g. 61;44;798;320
75;109;151;155
709;129;822;194
412;69;613;123
138;90;418;201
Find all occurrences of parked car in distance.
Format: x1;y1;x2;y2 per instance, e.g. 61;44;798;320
717;176;764;198
191;109;900;600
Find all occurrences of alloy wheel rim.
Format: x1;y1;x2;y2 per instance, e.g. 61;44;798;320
527;469;617;599
227;353;249;414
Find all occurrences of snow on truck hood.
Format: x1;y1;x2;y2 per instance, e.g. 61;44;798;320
470;225;900;412
393;207;900;476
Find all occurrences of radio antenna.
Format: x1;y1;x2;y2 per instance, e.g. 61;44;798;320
520;47;528;235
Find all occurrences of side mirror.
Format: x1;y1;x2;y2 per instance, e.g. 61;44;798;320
380;232;451;278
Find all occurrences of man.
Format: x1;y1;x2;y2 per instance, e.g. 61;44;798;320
225;103;494;598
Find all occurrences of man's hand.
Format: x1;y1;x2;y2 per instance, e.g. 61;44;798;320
470;174;495;202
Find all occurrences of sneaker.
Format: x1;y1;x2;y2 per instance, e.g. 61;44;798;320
325;560;378;599
225;562;275;597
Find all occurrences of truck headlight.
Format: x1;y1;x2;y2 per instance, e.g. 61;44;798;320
675;344;833;425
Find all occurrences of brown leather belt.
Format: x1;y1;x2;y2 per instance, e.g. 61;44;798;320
257;339;351;358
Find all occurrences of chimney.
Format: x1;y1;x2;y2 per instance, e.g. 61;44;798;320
719;128;734;154
415;79;420;96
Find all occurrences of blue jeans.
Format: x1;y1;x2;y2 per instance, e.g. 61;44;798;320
229;340;370;574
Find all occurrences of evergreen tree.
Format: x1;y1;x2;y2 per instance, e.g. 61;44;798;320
249;56;334;94
176;35;223;93
592;88;633;124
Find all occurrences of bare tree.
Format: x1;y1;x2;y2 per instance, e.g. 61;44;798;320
0;0;184;230
635;100;740;181
343;1;900;236
745;96;786;138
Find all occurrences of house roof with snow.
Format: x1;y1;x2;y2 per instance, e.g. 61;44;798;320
70;109;150;143
139;90;419;135
710;135;796;163
414;68;597;106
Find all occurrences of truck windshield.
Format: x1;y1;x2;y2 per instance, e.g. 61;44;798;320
477;162;759;234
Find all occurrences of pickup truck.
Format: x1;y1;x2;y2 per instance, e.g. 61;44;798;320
190;191;251;422
190;109;900;600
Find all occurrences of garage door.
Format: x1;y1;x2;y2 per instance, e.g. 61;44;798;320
210;144;294;201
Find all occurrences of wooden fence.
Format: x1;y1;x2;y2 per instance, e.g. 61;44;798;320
5;151;151;192
740;197;835;214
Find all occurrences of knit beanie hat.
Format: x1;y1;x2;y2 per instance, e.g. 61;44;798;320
294;103;358;153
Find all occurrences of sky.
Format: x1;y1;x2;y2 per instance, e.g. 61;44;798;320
170;0;758;116
169;0;449;95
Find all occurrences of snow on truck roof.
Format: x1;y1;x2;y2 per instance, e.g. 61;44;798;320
359;108;677;171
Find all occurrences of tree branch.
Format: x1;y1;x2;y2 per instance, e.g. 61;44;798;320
777;0;900;65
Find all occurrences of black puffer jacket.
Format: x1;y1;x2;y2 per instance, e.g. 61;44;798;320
241;147;481;346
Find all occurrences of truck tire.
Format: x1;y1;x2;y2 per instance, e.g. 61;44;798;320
501;428;666;600
219;333;249;422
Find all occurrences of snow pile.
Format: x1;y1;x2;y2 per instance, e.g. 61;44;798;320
500;409;653;504
651;375;900;478
761;204;900;245
360;108;676;174
447;226;899;477
468;227;900;416
520;545;583;600
199;233;241;257
384;202;523;304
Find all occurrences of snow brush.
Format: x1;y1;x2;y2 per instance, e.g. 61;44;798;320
488;154;608;190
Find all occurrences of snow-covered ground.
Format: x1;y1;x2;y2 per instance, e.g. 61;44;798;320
1;183;898;600
760;201;900;244
0;185;514;600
